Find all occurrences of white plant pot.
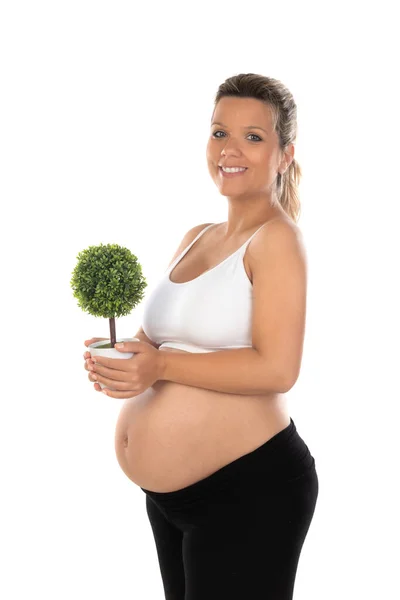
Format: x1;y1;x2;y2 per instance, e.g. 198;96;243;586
88;337;139;391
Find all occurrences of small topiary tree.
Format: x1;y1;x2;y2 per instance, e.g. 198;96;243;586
70;243;147;348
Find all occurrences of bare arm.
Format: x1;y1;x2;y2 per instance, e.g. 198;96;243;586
158;347;285;395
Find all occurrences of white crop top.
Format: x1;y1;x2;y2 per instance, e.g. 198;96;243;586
141;221;268;353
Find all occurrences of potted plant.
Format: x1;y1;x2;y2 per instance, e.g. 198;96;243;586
70;242;148;391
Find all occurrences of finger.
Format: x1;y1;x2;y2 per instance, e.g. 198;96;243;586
89;371;135;391
84;339;98;348
84;337;108;347
101;387;141;399
91;362;133;382
88;373;104;391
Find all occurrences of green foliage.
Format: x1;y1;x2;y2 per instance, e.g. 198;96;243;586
70;243;147;318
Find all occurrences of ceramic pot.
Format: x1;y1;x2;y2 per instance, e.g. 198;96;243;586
88;337;139;391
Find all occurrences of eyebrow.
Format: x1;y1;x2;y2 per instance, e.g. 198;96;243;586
211;121;268;134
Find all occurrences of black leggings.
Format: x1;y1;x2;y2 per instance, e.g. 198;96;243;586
141;417;318;600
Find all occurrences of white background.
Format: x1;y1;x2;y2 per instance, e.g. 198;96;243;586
1;1;399;598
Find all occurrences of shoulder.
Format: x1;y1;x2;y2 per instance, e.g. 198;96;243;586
182;222;215;246
190;222;215;235
166;222;215;269
248;217;307;278
252;216;305;252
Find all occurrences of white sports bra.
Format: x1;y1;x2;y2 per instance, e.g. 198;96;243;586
141;221;269;353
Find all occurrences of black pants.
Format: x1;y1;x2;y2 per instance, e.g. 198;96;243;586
141;417;318;600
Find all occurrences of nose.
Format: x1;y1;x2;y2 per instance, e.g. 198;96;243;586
221;136;243;157
221;147;242;160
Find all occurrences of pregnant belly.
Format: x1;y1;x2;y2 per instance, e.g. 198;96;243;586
114;349;290;493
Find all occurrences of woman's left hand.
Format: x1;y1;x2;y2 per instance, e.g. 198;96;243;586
85;341;166;399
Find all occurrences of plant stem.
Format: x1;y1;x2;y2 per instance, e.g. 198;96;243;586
109;317;116;348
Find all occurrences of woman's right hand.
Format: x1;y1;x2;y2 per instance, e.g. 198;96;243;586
83;338;108;391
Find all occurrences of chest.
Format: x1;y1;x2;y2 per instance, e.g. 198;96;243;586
170;239;253;284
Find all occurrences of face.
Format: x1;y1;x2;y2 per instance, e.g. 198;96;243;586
206;96;289;202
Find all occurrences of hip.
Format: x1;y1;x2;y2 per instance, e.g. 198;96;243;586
142;416;318;532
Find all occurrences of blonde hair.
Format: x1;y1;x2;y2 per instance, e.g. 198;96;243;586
213;73;302;223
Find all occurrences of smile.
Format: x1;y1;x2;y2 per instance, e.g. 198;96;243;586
219;166;248;178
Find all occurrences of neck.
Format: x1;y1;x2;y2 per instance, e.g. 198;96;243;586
222;199;285;238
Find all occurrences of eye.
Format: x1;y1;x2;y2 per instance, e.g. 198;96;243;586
248;133;262;142
212;130;262;142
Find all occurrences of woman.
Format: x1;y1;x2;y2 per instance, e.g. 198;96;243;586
84;73;319;600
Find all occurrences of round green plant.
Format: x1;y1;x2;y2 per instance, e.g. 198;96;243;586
71;243;147;348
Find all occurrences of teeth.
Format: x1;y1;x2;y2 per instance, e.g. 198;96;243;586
221;167;246;173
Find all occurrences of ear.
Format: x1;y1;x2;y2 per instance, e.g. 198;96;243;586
280;143;295;173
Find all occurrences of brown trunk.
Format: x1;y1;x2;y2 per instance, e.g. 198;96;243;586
109;317;116;348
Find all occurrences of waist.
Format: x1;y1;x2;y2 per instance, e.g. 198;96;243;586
140;416;316;505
